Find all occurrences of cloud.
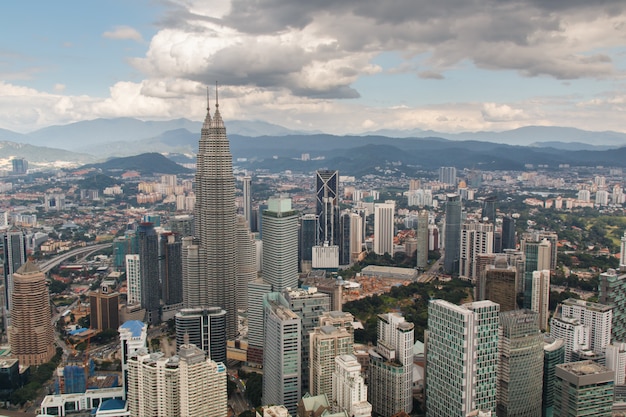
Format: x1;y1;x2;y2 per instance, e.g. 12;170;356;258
102;26;144;42
53;83;66;92
418;71;444;80
481;103;528;122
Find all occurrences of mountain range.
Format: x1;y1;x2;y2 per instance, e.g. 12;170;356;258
1;118;626;174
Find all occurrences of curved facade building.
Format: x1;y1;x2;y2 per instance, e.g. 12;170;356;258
10;261;55;366
175;307;226;364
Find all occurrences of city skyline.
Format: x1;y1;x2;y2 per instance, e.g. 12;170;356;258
2;1;626;135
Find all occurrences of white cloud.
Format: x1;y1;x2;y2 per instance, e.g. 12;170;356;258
102;26;144;42
54;83;66;92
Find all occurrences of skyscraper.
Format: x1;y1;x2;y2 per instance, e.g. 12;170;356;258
560;298;613;355
175;307;227;364
460;220;494;280
309;325;353;397
439;166;457;185
242;175;252;228
263;294;302;415
137;222;160;325
501;216;516;252
553;361;614;417
497;310;544;417
316;169;339;245
9;261;55;366
479;257;518;312
89;283;120;331
369;312;414;416
125;254;141;305
235;215;257;310
543;336;565;417
193;93;238;339
2;228;26;330
416;210;429;269
532;269;551;331
159;232;182;306
262;195;299;292
427;300;500;417
374;202;395;255
550;316;589;362
522;238;551;309
299;214;318;272
444;194;462;275
599;268;626;341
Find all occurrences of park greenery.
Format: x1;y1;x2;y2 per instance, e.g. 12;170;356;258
343;278;474;344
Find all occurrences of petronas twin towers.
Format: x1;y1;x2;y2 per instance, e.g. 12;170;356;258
190;92;237;339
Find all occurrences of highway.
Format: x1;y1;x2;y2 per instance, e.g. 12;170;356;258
38;243;113;273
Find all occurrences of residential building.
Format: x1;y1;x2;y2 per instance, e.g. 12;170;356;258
599;268;626;341
333;354;372;417
460;221;494;280
560;298;612;354
369;313;414;416
532;270;551;331
309;325;353;397
550;316;590;362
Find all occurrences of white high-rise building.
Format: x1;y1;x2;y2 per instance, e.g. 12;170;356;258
426;300;500;417
596;189;610;206
309;325;353;397
369;312;414;416
263;295;302;415
459;221;494;280
119;320;148;398
550;316;590;362
531;270;551;331
333;354;372;417
374;203;395;255
439;166;457;185
125;254;141;305
125;342;226;417
606;342;626;386
178;344;227;417
560;298;613;355
577;189;591;202
262;195;299;292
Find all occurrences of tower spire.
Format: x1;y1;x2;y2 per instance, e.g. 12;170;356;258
212;81;224;128
202;86;212;129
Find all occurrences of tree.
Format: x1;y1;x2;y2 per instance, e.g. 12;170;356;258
245;373;263;407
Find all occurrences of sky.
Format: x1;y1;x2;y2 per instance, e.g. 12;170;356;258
1;0;626;135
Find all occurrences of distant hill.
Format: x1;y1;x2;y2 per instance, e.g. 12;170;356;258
80;153;192;176
0;141;94;166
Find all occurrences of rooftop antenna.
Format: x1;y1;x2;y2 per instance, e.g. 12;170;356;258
215;81;219;108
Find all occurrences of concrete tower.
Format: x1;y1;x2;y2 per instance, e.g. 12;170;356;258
2;228;26;330
10;261;55;366
192;89;238;339
333;354;372;417
374;202;395;255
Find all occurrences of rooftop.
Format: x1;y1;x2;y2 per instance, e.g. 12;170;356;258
119;320;145;338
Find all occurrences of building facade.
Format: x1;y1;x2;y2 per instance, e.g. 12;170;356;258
427;300;500;417
175;307;227;364
373;203;395;255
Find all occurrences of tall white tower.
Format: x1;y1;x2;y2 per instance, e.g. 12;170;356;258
262;195;299;292
333;354;372;417
374;202;395;255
